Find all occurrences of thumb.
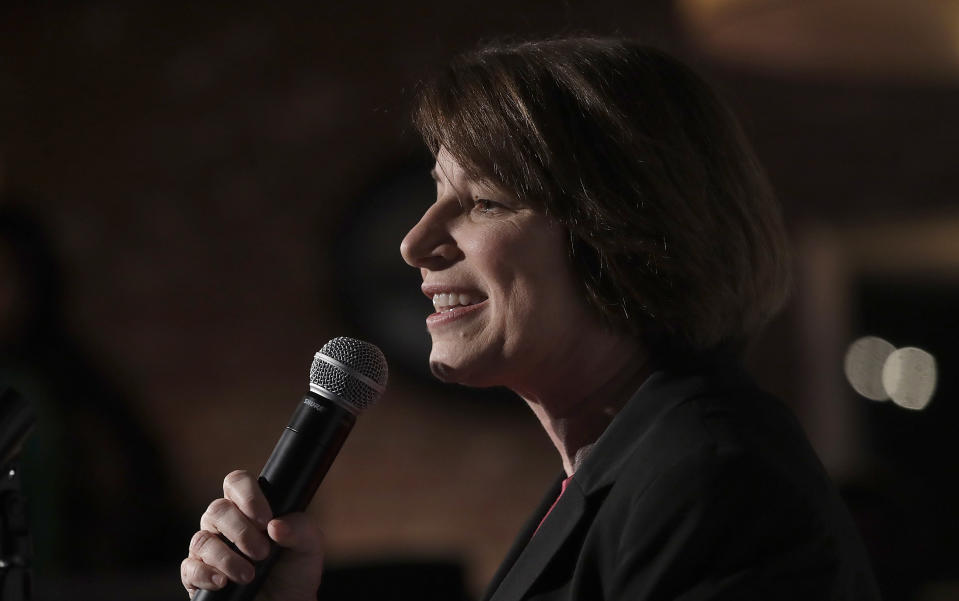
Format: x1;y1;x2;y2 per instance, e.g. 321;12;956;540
267;513;325;557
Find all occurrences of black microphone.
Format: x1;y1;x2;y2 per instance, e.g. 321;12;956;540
193;337;388;601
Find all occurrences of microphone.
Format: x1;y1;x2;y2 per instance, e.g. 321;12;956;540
193;337;388;601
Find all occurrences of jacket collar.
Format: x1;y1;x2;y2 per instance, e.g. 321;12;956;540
483;359;753;601
573;360;752;495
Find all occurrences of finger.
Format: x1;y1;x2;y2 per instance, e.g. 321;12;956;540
181;556;228;595
188;530;256;585
267;513;325;556
222;470;273;528
200;498;271;561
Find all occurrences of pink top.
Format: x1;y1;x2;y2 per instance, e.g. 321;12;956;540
534;476;573;535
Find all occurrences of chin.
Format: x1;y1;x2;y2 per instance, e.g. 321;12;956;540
428;349;501;388
429;360;458;383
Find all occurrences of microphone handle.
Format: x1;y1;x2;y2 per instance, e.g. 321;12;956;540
193;393;356;601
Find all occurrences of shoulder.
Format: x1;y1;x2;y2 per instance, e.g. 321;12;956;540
606;381;836;537
582;381;879;599
601;383;811;513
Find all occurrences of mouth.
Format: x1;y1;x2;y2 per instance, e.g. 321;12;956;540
422;286;489;327
431;292;486;313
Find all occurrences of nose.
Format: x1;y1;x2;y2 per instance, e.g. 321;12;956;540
400;202;462;270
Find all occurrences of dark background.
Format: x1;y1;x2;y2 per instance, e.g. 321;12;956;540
1;2;958;600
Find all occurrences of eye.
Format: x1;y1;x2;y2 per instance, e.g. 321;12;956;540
472;198;501;214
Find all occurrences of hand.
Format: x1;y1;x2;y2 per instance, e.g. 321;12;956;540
180;470;325;601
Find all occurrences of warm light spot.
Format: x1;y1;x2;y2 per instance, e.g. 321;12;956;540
844;336;896;400
882;347;937;411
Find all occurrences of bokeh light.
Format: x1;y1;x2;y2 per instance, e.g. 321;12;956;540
844;336;896;401
882;346;938;411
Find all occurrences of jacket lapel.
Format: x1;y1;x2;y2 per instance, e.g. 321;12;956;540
486;479;588;601
482;476;565;601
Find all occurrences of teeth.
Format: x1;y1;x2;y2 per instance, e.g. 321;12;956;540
432;292;477;312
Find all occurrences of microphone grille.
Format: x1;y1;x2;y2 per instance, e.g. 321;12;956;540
310;337;388;413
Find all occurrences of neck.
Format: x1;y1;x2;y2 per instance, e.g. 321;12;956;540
514;337;650;477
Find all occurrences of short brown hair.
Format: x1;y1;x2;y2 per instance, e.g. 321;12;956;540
413;37;791;357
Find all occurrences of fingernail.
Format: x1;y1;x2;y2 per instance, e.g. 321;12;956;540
242;568;255;584
212;574;225;587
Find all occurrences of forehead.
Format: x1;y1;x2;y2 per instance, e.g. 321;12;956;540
430;148;484;204
431;147;501;194
432;147;464;183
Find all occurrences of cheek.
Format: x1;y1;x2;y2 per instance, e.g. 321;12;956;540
458;226;518;285
487;226;580;313
458;216;583;322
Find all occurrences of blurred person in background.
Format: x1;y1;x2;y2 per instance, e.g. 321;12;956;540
0;199;188;575
181;37;880;600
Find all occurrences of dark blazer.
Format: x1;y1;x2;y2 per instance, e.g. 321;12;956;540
482;362;880;601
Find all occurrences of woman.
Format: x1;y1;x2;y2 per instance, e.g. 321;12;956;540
181;38;879;600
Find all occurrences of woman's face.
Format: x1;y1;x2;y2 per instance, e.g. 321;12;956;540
400;148;601;389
